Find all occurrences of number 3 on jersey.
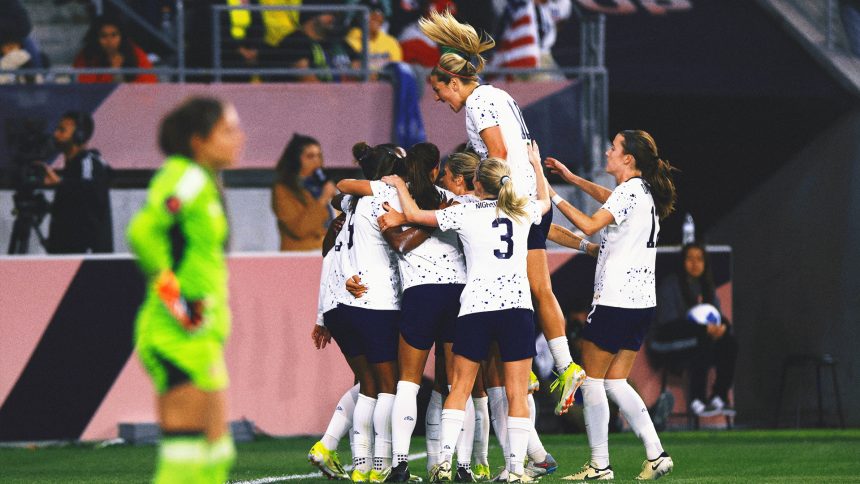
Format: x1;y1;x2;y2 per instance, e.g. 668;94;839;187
492;218;513;259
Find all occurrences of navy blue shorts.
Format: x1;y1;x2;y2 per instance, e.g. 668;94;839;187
330;304;400;363
400;284;464;350
527;209;553;250
581;305;656;354
454;308;536;362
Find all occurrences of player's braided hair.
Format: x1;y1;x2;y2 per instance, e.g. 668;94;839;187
419;9;495;84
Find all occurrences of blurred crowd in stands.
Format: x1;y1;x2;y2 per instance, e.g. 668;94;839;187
1;0;580;84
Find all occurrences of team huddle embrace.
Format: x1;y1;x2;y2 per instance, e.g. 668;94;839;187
128;10;678;484
305;10;678;484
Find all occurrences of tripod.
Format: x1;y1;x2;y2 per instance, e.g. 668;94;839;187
7;190;50;254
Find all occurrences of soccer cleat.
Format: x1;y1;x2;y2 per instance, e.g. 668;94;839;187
370;468;392;483
430;461;453;482
549;362;586;415
455;466;477;482
409;474;424;482
635;452;673;480
506;472;536;483
352;468;372;482
525;453;558;478
387;462;411;482
308;441;349;480
472;464;491;481
561;462;614;480
528;371;540;393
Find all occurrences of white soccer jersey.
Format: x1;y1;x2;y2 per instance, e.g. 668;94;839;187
465;84;536;199
330;195;359;307
437;199;543;316
388;186;467;290
592;177;659;309
339;186;402;310
316;249;337;325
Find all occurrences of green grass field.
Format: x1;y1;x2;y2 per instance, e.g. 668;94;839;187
2;429;860;483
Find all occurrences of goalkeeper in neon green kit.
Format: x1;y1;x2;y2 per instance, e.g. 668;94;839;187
128;97;245;484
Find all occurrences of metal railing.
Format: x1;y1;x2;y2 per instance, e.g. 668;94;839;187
210;3;371;83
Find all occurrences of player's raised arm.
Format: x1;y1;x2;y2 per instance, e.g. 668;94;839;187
529;140;551;215
382;175;440;227
545;156;613;204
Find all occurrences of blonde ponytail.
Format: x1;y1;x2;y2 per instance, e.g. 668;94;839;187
477;157;528;222
419;10;495;82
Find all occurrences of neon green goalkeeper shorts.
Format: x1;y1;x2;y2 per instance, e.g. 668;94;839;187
135;299;230;394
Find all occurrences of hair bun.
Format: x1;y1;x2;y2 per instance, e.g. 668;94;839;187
352;141;371;162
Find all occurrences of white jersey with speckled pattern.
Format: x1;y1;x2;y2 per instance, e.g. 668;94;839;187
330;195;359;308
593;177;659;309
386;186;467;290
465;84;536;199
437;199;543;316
339;186;402;310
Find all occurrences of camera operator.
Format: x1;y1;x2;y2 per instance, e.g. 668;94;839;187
43;111;113;254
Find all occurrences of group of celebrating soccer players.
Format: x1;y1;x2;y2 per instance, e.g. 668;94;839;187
128;8;679;484
304;10;678;484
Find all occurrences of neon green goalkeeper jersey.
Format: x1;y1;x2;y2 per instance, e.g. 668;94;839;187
128;155;230;343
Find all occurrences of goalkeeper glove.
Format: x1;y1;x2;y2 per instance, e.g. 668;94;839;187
154;270;204;331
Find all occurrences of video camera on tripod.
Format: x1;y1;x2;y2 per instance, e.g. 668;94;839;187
5;117;57;254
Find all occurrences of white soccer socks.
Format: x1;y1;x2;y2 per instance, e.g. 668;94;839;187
506;416;531;476
604;378;665;460
487;386;511;469
472;396;490;466
526;393;548;464
582;377;610;469
439;408;466;464
391;381;421;466
456;397;476;469
426;390;444;472
322;383;360;451
547;336;573;374
352;393;377;472
373;393;395;471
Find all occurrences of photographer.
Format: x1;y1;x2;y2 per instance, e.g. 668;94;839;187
43;111;113;254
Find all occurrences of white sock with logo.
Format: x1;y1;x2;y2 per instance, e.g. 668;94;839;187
456;397;475;467
604;378;664;460
352;394;377;472
506;416;531;475
322;383;360;451
391;381;420;466
440;408;465;465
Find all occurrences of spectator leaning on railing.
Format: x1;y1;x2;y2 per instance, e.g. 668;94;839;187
73;15;157;83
